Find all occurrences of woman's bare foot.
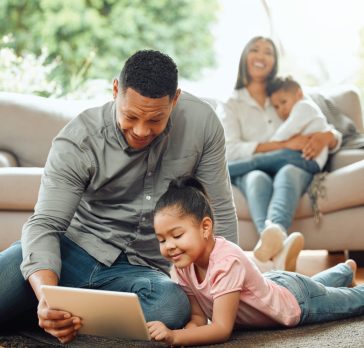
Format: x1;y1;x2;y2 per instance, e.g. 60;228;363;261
345;259;357;287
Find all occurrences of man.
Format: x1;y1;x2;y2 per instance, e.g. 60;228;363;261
0;50;237;343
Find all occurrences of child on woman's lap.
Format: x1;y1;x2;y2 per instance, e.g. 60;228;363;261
229;76;331;180
147;176;363;346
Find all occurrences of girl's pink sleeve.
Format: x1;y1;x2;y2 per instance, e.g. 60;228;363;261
210;257;245;300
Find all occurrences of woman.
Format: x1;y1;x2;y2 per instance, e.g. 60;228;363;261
219;36;342;270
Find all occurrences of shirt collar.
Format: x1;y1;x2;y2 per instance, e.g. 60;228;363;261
233;88;271;110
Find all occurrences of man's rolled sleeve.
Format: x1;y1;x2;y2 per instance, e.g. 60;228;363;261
21;249;62;280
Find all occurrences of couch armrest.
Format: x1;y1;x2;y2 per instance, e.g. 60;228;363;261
317;160;364;214
326;149;364;171
0;167;42;210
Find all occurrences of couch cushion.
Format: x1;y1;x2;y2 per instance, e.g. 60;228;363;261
0;167;42;210
0;92;101;167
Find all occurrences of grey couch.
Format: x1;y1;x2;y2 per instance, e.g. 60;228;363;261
0;87;364;254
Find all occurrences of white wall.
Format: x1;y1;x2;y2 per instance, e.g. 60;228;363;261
180;0;364;100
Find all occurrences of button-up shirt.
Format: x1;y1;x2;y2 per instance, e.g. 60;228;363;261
21;91;237;279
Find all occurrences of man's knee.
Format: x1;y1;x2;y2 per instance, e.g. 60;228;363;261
0;241;23;290
0;241;37;323
144;279;191;329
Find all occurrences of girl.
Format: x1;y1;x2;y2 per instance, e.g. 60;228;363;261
147;176;362;347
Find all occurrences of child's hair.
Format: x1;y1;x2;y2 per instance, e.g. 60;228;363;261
266;76;301;97
154;176;214;224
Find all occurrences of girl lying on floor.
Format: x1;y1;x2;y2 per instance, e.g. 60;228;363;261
147;176;362;347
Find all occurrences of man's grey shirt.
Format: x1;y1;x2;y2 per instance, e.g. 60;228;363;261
21;92;238;279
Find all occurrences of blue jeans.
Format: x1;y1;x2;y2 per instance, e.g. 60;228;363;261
232;164;313;233
228;149;320;178
0;236;191;329
266;263;364;324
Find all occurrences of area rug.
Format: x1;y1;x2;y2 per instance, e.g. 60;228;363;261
1;315;364;348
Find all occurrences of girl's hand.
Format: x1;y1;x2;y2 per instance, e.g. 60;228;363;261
147;321;175;346
37;296;82;344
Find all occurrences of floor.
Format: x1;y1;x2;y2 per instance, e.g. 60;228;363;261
295;249;364;284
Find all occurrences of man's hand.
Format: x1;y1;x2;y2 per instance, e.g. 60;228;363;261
38;296;82;344
147;321;175;346
29;270;82;344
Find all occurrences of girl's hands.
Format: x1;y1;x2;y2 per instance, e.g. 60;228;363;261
37;296;82;344
147;321;175;346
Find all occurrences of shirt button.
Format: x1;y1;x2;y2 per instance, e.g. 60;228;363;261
146;195;151;200
147;172;152;176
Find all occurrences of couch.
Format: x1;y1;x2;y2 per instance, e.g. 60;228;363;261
1;87;364;255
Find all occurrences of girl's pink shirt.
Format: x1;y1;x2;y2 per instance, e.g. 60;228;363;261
175;237;301;327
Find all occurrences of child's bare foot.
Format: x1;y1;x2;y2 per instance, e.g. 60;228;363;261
345;259;357;287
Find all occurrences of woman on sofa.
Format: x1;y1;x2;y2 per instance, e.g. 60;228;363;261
218;36;342;270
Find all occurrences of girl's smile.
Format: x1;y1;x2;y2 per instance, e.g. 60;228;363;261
154;206;214;270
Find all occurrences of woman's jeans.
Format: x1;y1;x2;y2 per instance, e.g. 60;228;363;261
228;149;320;178
266;263;364;324
232;163;313;233
0;236;191;329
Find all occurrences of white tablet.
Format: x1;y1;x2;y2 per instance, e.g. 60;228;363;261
41;285;151;341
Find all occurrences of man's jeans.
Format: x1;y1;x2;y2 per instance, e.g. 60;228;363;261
229;149;320;178
0;236;191;329
232;164;313;233
266;263;364;324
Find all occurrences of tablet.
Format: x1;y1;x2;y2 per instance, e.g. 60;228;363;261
41;285;151;341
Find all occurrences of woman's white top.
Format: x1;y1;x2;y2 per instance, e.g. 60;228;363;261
217;88;342;166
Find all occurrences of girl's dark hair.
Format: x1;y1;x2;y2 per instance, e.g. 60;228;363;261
154;176;214;224
234;36;278;90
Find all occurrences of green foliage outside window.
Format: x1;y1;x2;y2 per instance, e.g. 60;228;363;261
0;0;218;96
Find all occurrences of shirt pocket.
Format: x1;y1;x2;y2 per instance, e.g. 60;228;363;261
157;154;199;196
160;154;199;182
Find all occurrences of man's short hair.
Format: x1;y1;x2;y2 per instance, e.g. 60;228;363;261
266;76;301;97
119;50;178;99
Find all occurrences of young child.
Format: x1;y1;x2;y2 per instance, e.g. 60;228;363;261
147;176;362;347
228;76;332;179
